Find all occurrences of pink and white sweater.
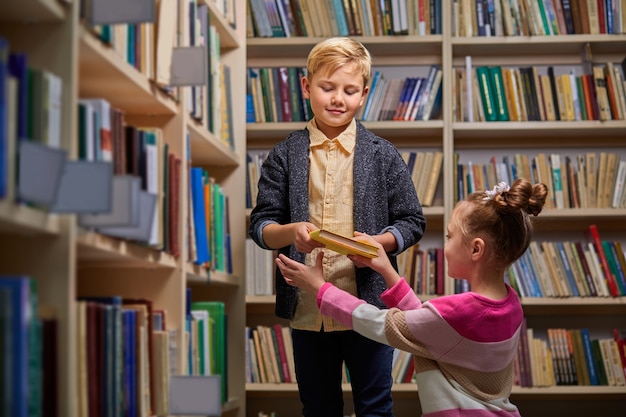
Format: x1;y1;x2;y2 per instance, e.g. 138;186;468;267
317;280;523;417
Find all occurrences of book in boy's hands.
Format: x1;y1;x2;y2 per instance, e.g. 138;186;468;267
309;229;379;258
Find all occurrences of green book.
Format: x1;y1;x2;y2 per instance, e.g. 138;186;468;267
191;301;227;403
475;66;497;122
488;66;509;121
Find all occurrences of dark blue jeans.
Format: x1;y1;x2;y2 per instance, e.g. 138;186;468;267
291;327;395;417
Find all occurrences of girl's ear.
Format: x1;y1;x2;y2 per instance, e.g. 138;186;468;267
471;238;485;258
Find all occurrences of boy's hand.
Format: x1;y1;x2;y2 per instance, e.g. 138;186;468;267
293;222;324;253
277;252;326;294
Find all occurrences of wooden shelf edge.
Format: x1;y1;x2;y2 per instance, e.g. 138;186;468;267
0;0;66;22
246;383;626;398
0;201;60;236
187;264;239;286
76;230;177;268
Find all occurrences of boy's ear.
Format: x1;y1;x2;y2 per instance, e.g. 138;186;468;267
301;76;311;99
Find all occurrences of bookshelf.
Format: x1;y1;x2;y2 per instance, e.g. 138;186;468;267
0;0;246;416
245;1;626;417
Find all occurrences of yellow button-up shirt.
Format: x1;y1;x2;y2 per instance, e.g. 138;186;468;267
291;119;358;332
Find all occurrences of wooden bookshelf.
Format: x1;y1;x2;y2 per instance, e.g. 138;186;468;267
0;0;247;416
245;2;626;417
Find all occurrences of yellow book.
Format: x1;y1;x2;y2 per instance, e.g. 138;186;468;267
559;74;575;121
540;75;557;121
310;229;379;258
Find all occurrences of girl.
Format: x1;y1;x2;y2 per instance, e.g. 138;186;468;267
276;178;548;416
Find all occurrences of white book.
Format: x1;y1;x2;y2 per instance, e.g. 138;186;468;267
585;242;610;297
465;56;473;122
612;159;626;208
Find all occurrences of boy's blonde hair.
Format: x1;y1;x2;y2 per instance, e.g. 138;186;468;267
306;37;372;86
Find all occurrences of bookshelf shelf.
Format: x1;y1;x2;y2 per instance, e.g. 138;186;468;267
78;28;178;115
452;34;626;57
453;121;626;144
0;0;67;22
246;382;626;399
247;36;443;59
246;121;445;148
521;296;626;315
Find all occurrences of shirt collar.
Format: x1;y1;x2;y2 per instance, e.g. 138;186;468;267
307;118;356;154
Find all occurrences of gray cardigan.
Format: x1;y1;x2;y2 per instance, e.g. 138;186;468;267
249;121;426;319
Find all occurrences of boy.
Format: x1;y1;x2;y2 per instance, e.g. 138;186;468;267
249;37;425;417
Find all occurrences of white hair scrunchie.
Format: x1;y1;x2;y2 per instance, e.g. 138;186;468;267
483;181;510;201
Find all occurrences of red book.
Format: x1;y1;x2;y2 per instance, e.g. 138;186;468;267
272;324;292;383
435;247;445;295
587;224;620;297
403;356;415;383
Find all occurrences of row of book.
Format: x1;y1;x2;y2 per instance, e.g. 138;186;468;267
358;65;443;122
456;58;626;123
188;2;236;150
453;0;626;37
0;42;63;201
247;149;442;211
0;276;57;417
246;67;312;124
402;150;443;207
246;238;275;296
77;98;183;253
247;0;443;38
397;245;446;296
189;165;233;272
244;322;626;389
515;324;626;387
506;225;626;298
186;296;228;404
246;324;296;384
455;151;626;210
75;296;172;417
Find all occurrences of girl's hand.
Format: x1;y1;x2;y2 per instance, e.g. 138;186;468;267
348;232;402;288
276;251;326;294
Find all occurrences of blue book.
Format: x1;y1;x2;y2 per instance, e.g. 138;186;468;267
556;241;580;297
0;276;32;417
332;0;350;36
8;52;28;141
123;309;137;417
0;37;8;198
361;70;381;121
190;167;209;264
580;328;599;385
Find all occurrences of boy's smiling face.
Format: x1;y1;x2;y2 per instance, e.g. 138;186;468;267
301;62;368;139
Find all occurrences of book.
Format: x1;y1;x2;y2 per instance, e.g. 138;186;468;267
0;276;32;417
588;224;621;297
190;301;227;403
309;229;379;258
